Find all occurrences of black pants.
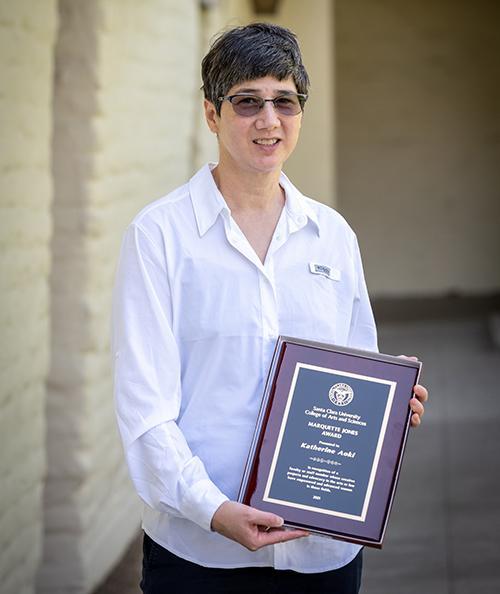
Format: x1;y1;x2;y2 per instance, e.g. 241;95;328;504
141;532;363;594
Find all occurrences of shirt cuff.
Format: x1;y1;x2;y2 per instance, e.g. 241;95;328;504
178;478;229;532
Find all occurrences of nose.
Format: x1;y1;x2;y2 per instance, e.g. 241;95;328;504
255;100;280;129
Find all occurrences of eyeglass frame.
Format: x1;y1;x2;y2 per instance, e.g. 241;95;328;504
217;92;308;116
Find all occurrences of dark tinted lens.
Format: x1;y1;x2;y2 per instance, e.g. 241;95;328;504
231;95;263;116
274;95;302;115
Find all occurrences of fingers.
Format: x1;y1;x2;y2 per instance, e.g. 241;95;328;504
398;354;419;362
413;384;428;403
249;508;284;530
410;395;425;416
410;411;422;427
410;384;428;427
247;508;309;549
255;527;309;549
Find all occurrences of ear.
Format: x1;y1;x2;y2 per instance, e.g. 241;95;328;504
204;99;219;134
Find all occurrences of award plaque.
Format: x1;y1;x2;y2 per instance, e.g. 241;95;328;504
238;336;422;548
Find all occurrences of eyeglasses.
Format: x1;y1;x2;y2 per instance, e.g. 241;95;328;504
218;93;307;117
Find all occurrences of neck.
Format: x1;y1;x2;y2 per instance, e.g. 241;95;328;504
211;161;283;213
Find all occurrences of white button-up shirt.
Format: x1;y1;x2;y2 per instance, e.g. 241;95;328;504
112;163;377;572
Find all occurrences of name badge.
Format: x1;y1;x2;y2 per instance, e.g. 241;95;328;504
309;262;341;281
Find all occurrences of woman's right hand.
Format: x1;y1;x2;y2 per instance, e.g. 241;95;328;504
211;501;309;551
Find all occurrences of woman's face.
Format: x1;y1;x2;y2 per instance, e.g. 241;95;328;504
204;75;303;177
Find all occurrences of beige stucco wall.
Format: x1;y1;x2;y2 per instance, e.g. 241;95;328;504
269;0;336;207
0;2;57;594
337;0;500;297
37;1;200;592
194;0;259;169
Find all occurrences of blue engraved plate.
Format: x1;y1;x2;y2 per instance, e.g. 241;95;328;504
264;364;396;521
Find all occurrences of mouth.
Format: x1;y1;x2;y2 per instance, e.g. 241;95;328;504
253;138;281;146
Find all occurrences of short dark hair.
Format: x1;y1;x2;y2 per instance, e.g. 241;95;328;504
201;23;310;114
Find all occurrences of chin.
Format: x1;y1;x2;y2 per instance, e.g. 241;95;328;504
251;164;283;176
251;156;287;174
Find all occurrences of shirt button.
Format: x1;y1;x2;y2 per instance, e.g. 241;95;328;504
275;234;281;241
296;215;306;225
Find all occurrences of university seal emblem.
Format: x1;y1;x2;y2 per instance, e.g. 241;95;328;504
329;382;354;407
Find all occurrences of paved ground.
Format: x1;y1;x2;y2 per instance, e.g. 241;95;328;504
362;316;500;594
94;315;500;594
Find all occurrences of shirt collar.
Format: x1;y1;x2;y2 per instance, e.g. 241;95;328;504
189;163;230;237
189;163;320;238
279;170;321;237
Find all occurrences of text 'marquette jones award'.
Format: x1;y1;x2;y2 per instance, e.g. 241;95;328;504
238;336;422;548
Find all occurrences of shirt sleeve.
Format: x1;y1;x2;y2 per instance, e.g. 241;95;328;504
112;222;228;532
346;233;379;352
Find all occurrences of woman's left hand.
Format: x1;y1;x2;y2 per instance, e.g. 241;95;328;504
398;355;428;427
410;384;428;427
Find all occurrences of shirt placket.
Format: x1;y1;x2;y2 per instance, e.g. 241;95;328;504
260;212;289;340
261;221;287;569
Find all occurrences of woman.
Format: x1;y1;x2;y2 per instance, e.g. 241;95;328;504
112;23;427;594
